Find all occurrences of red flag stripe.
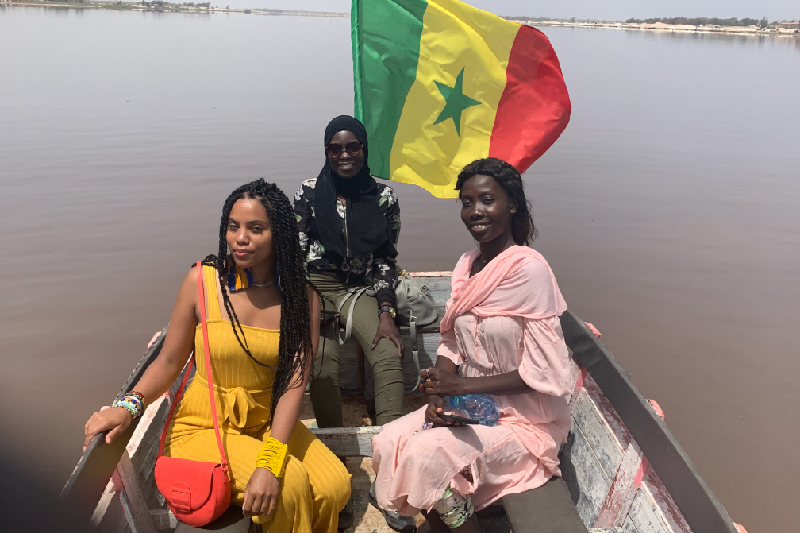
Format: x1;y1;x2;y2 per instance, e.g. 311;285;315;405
488;25;571;173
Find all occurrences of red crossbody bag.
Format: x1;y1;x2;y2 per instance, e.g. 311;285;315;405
154;261;232;526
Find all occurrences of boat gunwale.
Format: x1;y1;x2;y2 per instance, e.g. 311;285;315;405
62;325;169;523
561;311;738;533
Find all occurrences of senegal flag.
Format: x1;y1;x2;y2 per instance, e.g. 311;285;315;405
352;0;571;198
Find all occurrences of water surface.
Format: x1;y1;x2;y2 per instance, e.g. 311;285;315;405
1;8;798;532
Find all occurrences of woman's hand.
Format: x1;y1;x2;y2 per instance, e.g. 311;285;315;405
425;394;446;425
421;367;466;397
425;394;462;427
84;406;132;447
372;312;404;359
242;468;280;518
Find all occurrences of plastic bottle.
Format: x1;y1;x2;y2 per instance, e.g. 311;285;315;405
444;394;500;427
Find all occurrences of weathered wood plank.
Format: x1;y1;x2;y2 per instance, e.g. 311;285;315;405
640;466;692;533
627;486;672;533
561;312;737;533
116;452;159;533
150;509;178;530
567;359;695;533
623;516;640;533
129;396;170;470
594;442;646;529
311;426;381;457
571;386;625;481
569;423;608;525
624;462;692;533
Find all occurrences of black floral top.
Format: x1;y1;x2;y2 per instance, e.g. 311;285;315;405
293;178;401;305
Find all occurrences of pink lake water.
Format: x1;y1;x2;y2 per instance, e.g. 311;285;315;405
1;8;799;532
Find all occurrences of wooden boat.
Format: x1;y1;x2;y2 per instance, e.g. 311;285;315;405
62;272;744;533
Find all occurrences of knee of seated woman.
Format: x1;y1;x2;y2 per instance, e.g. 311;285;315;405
280;457;312;499
315;464;352;510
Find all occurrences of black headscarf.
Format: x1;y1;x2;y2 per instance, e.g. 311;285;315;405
315;115;390;259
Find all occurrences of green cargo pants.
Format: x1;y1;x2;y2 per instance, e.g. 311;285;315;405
309;273;404;427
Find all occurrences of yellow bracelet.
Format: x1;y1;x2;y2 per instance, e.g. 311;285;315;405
255;437;289;479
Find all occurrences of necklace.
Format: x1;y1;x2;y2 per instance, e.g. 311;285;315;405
252;281;275;289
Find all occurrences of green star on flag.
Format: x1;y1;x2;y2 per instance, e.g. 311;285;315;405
433;68;480;136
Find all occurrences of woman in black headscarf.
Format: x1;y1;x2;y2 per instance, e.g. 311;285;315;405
294;115;404;430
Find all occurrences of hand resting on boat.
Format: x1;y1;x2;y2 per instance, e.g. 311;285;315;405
83;266;210;448
84;405;135;446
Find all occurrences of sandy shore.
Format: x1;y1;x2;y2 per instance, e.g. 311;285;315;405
528;19;800;38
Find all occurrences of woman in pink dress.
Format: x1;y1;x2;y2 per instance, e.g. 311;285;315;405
371;158;574;533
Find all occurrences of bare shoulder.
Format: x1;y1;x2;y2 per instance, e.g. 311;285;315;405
175;264;204;307
182;263;202;287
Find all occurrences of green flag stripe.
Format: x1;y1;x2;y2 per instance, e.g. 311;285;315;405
352;0;428;179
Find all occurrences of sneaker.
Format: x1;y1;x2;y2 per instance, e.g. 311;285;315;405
369;482;417;533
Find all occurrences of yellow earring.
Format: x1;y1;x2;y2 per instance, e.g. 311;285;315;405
510;209;516;214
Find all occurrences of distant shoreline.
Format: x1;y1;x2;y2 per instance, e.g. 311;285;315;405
3;1;799;39
1;1;348;16
526;19;799;38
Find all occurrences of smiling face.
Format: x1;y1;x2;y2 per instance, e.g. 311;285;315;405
226;198;274;270
326;129;364;178
459;174;517;245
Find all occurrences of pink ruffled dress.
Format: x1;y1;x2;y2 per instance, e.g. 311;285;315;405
371;246;574;515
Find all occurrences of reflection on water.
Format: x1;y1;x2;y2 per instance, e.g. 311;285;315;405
624;26;800;52
1;8;798;532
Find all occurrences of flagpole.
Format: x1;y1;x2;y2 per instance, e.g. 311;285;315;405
351;0;365;120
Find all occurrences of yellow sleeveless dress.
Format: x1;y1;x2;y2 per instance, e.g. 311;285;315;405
165;265;350;532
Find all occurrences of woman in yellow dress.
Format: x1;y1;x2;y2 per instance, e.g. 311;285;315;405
84;179;351;532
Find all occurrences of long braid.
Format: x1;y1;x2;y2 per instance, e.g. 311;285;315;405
215;186;254;360
206;179;312;418
259;183;312;418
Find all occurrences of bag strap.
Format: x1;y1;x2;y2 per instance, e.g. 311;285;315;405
157;353;194;457
336;286;368;344
404;317;422;394
157;262;229;470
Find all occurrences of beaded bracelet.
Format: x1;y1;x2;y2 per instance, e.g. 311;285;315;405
112;391;145;419
255;437;289;479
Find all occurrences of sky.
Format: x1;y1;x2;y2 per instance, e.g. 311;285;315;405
224;0;799;22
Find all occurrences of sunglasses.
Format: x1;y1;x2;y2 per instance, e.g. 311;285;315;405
326;141;363;157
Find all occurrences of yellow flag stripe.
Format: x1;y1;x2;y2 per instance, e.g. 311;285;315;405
390;0;519;198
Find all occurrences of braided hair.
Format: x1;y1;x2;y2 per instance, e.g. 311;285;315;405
203;179;312;419
455;157;538;246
